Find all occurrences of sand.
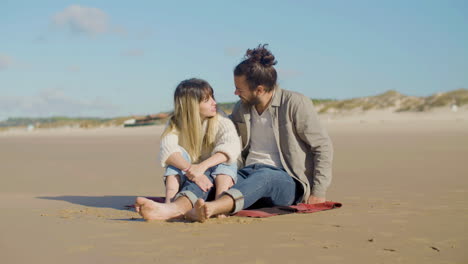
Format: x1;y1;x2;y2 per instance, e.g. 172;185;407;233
1;111;467;264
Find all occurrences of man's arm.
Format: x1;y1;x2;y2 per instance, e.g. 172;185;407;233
293;95;334;203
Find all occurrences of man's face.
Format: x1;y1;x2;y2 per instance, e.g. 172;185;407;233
234;75;259;105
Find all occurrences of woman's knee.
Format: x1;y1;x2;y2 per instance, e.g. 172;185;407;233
211;162;238;183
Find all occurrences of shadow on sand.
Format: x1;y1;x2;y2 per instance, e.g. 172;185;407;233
37;195;139;211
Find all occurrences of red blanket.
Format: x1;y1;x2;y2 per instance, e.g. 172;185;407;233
127;197;342;218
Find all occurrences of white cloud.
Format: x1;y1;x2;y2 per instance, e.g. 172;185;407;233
52;5;110;36
51;5;140;38
0;88;119;119
121;49;144;57
0;54;14;70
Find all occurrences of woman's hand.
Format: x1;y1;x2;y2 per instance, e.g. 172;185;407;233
186;164;213;192
185;164;206;179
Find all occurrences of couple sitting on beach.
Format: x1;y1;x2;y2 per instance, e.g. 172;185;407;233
135;44;334;222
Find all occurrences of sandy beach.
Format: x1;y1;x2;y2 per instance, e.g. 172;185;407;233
1;111;467;264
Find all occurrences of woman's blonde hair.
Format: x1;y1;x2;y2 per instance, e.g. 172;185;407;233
162;78;219;163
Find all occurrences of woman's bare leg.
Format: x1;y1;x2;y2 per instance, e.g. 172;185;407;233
214;174;234;200
164;175;181;203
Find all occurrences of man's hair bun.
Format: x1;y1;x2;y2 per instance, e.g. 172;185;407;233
234;44;278;92
245;44;277;67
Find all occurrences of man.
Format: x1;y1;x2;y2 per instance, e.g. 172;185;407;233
187;44;333;221
134;44;333;222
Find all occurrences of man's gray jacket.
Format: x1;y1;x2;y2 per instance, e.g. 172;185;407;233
230;87;333;202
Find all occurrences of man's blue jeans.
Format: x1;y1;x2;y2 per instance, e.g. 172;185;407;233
224;164;298;213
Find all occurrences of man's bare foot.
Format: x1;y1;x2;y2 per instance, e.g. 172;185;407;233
194;199;208;223
186;199;216;223
134;197;183;221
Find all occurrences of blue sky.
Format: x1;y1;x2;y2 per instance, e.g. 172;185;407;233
1;0;467;120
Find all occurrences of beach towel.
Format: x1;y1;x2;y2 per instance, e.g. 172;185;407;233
127;197;342;218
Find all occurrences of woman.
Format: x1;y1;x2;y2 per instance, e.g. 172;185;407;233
159;78;240;204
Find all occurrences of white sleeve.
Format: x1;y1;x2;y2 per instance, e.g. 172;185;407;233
211;115;241;164
159;132;183;168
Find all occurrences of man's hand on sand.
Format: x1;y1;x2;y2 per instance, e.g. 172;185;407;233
307;196;326;204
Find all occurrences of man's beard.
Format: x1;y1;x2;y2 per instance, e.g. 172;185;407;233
243;95;261;106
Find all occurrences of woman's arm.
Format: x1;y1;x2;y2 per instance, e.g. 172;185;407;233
209;116;241;164
159;130;184;168
165;151;214;192
186;116;239;178
165;152;191;171
187;152;229;177
160;126;214;192
201;152;229;167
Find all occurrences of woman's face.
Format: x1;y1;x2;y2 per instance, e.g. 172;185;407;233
199;95;217;119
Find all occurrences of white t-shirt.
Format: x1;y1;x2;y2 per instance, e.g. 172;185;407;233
245;106;283;168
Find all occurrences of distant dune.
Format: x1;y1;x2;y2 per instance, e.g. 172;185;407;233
314;89;468;114
1;89;466;130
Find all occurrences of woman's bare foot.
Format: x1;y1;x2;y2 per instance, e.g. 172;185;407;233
134;197;183;221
